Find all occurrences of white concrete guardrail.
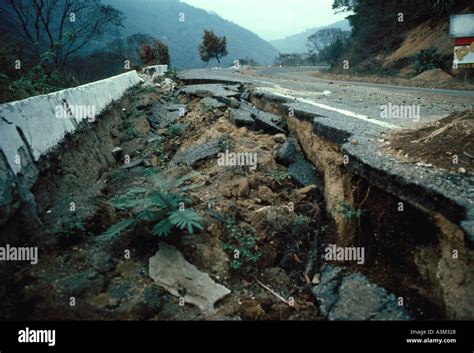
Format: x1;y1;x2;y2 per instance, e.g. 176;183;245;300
0;70;142;176
142;65;168;76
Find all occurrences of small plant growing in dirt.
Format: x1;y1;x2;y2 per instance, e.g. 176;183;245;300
147;192;203;237
266;169;291;184
218;136;234;151
166;122;183;138
50;217;91;244
214;213;260;272
103;172;203;238
156;146;169;168
335;202;366;221
107;190;203;237
431;0;454;17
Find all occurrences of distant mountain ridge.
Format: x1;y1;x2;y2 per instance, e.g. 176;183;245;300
270;20;351;53
105;0;279;69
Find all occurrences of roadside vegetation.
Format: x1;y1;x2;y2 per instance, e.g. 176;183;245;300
0;1;171;103
274;0;473;84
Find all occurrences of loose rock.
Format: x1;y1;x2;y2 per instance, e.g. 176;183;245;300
149;242;231;315
312;265;411;320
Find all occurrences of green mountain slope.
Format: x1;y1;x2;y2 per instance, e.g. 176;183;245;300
106;0;279;68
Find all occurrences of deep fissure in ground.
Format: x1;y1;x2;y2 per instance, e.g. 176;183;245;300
0;80;455;320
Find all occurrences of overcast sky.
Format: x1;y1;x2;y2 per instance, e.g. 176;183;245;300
182;0;348;41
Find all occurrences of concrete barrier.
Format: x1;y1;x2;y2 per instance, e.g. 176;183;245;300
0;70;142;227
0;70;142;176
142;65;168;76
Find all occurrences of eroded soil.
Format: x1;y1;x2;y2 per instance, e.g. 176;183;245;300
12;83;329;320
387;110;474;174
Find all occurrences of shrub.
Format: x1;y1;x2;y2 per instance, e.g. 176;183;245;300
166;123;183;138
0;64;66;103
413;48;443;74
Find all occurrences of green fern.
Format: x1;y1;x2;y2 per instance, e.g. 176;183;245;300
108;171;204;238
136;209;156;221
101;219;136;238
168;209;204;234
148;191;181;211
152;218;173;237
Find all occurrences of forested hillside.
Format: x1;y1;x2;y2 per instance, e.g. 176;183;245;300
106;0;279;69
0;0;279;103
330;0;473;76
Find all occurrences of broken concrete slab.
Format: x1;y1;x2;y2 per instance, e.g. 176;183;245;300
312;265;411;320
146;134;162;145
272;134;287;144
142;64;168;76
147;103;183;130
240;104;286;134
163;103;188;113
229;97;240;109
170;138;224;166
241;88;251;101
200;97;226;110
181;84;241;99
149;242;231;314
228;108;256;129
254;112;286;135
227;104;286;134
288;152;317;186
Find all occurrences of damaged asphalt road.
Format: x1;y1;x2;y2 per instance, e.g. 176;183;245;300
9;72;425;322
179;67;474;246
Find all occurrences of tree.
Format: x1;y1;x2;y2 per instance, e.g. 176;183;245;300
431;0;455;17
139;44;155;66
198;30;228;64
330;0;472;67
307;28;349;65
3;0;124;70
307;28;349;56
152;39;170;65
139;39;170;66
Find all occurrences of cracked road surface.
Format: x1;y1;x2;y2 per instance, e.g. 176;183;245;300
179;66;474;129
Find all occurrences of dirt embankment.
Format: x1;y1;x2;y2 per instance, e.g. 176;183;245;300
387;110;474;174
310;69;474;91
314;6;474;90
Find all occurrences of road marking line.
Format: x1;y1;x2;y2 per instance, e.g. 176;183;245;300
257;88;401;130
296;97;401;130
